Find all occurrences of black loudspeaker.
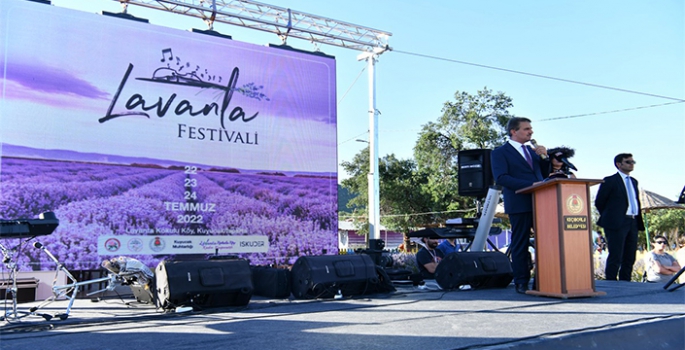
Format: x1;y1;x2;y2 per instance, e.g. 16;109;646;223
434;252;513;290
155;259;253;309
251;266;292;299
290;254;383;299
458;149;493;197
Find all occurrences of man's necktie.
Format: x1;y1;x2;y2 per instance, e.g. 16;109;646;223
522;145;533;169
625;176;638;215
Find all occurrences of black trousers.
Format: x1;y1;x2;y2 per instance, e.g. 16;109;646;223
604;216;639;281
508;212;533;285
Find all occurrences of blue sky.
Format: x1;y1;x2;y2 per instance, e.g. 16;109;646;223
51;0;685;201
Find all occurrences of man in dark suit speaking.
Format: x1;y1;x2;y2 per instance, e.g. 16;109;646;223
491;117;547;294
595;153;644;281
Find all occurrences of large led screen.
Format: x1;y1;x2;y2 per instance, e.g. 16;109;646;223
0;0;338;271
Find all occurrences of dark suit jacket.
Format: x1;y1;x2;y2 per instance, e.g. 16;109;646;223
491;142;544;214
595;173;645;231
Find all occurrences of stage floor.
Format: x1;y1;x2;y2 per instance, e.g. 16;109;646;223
1;280;684;350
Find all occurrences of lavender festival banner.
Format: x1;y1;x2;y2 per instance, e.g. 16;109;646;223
0;0;338;271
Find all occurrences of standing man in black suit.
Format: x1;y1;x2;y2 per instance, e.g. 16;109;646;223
491;117;547;294
595;153;645;281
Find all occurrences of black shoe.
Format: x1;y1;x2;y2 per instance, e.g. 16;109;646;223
515;283;529;294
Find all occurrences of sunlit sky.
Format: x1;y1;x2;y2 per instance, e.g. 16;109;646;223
43;1;685;201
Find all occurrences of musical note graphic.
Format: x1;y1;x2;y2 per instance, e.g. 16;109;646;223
160;48;173;62
149;48;257;98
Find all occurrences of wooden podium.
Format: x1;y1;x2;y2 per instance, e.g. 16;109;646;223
517;178;606;298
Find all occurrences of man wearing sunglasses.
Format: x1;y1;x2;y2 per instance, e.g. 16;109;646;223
644;235;681;283
595;153;645;281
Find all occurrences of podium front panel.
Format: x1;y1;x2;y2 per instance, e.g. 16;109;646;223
559;182;594;294
533;185;562;294
531;180;598;297
523;178;603;298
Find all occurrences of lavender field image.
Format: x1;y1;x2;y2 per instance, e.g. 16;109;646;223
0;157;338;271
0;1;339;272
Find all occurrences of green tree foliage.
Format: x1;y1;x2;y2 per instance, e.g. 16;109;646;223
377;154;434;235
642;209;685;249
337;184;357;213
592;199;683;251
340;146;372;236
413;87;513;215
340;149;434;236
422;87;514;150
340;88;516;248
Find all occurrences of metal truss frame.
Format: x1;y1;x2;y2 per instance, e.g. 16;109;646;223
116;0;392;51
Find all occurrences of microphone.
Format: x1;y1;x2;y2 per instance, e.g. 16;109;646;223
560;157;578;171
530;139;547;160
33;241;60;265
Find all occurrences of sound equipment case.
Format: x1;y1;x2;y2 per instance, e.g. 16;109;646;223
435;252;513;290
155;259;253;309
290;254;379;299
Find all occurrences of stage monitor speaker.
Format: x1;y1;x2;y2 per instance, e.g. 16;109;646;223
291;254;389;299
435;251;513;290
155;259;253;309
458;149;493;197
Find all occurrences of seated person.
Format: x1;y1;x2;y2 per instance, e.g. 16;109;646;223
437;237;460;257
644;235;681;283
416;236;444;280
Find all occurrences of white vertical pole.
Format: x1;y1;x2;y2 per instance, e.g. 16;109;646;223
367;54;380;241
358;47;387;245
471;186;501;251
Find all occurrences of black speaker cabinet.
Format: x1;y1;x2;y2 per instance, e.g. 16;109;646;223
155;259;253;309
251;266;292;299
290;254;380;299
458;149;493;197
435;252;513;290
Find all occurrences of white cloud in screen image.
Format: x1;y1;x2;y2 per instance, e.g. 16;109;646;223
0;0;337;173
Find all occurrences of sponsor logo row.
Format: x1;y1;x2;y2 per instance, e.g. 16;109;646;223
99;235;269;255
